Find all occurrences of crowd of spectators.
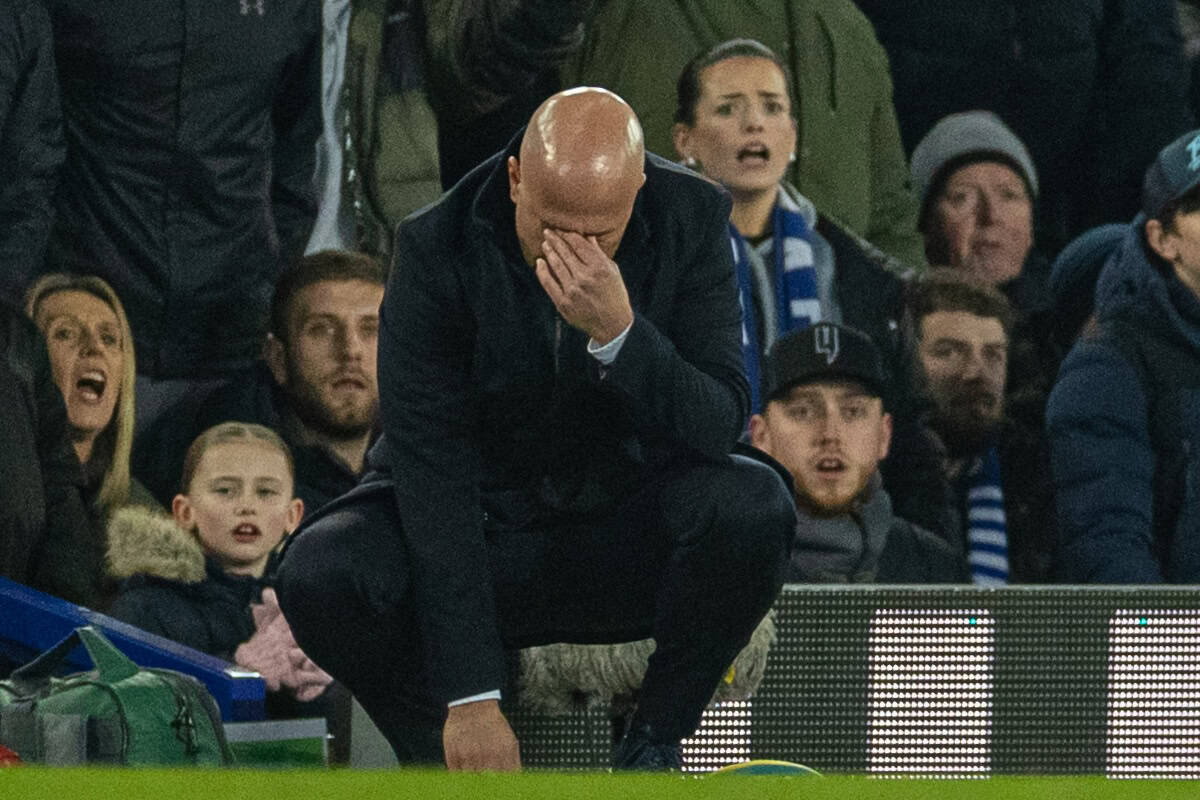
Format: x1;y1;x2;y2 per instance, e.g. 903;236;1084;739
2;0;1199;770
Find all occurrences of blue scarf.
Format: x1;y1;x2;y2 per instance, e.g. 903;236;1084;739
731;197;819;413
966;446;1009;585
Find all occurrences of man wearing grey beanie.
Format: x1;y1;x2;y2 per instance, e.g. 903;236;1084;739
911;111;1044;299
910;112;1063;524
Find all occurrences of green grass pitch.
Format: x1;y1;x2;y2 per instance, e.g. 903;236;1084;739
4;769;1198;800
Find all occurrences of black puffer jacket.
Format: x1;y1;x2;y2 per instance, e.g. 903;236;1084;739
112;561;261;661
43;0;320;379
106;507;260;660
1049;219;1200;582
0;0;63;301
107;506;334;721
856;0;1192;253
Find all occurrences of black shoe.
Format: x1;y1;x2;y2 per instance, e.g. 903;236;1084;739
611;722;683;771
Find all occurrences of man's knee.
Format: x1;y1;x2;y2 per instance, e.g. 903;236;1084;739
715;453;792;527
276;495;408;633
276;513;351;641
708;455;796;564
277;517;335;619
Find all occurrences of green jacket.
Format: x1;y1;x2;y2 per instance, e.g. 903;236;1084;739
344;0;593;259
563;0;927;269
343;0;440;259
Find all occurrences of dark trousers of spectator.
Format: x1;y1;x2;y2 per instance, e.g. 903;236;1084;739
275;454;794;763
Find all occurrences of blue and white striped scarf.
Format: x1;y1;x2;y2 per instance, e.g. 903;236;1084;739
731;198;819;413
966;446;1009;585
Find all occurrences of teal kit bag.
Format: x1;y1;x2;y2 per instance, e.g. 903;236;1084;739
0;626;233;765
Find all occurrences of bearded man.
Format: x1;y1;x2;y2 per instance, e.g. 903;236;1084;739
909;270;1056;583
133;250;384;514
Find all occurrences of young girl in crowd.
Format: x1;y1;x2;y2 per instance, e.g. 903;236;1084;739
107;421;332;707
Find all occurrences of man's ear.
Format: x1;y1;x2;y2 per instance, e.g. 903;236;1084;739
264;333;288;387
508;156;521;203
172;494;194;531
748;412;771;453
1145;217;1177;264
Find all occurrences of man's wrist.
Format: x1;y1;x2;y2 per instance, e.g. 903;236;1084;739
448;690;502;708
588;318;634;365
445;696;503;722
592;311;635;347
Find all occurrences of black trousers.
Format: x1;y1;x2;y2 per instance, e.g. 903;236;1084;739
276;454;794;763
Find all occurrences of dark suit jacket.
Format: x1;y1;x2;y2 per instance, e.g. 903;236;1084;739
371;138;746;705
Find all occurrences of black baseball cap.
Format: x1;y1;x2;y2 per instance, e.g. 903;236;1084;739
763;323;887;402
1143;128;1200;220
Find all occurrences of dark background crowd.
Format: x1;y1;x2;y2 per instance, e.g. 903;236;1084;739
4;0;1200;764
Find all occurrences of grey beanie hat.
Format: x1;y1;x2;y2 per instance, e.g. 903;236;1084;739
911;110;1039;217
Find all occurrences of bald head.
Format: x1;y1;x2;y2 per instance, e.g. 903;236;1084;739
522;88;644;196
509;88;647;265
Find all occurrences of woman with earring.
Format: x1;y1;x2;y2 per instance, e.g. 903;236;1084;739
673;38;951;538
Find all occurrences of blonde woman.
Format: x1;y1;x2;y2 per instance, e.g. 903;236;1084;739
25;274;157;525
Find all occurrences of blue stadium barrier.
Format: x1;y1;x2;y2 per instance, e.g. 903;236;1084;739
0;577;265;722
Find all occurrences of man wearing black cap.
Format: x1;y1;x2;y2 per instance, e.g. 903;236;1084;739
1049;129;1200;583
749;322;964;583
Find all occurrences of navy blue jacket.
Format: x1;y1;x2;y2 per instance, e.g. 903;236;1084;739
0;0;63;301
370;138;745;705
1047;218;1200;582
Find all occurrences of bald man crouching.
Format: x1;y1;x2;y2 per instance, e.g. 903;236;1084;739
276;88;794;771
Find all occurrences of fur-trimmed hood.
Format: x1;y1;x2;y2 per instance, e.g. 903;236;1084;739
517;611;776;715
106;505;206;585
